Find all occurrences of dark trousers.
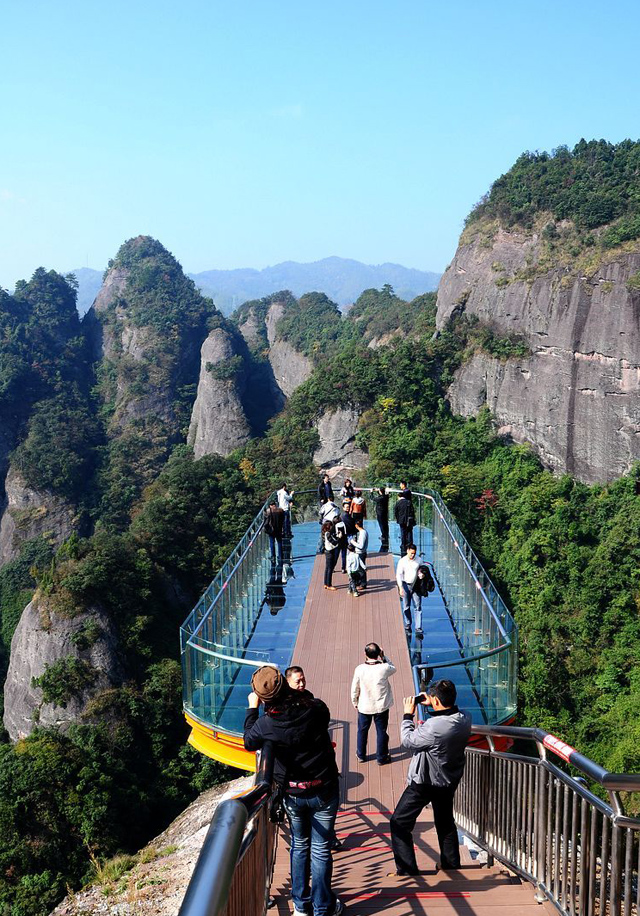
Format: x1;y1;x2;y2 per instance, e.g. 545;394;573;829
324;546;339;586
399;524;414;556
357;709;389;762
269;535;283;562
377;516;389;549
390;781;461;873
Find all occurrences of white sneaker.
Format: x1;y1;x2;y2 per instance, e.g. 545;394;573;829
293;909;309;916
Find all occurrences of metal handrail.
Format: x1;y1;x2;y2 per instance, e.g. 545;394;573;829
458;723;640;916
178;742;276;916
470;723;640;792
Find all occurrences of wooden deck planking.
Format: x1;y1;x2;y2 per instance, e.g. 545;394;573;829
271;550;549;914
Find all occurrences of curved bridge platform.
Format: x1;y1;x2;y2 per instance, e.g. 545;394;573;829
269;548;550;915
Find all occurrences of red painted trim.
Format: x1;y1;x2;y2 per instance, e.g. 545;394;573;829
543;733;576;763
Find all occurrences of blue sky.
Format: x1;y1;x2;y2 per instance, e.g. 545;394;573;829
1;0;639;289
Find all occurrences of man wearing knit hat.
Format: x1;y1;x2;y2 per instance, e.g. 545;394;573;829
244;666;344;916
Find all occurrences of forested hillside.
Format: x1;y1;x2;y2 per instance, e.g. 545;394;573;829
3;183;640;914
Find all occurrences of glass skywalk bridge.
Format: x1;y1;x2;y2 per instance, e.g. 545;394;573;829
180;487;517;769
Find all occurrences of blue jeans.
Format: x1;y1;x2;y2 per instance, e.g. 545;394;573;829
357;709;389;762
400;583;422;630
283;788;339;916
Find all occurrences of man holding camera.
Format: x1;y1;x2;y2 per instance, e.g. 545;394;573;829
390;679;471;876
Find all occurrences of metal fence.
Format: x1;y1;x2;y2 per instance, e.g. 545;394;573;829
178;745;277;916
457;724;640;916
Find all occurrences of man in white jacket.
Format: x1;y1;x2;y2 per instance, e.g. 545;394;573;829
351;643;396;764
396;544;422;636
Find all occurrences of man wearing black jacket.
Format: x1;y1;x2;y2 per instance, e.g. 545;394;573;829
244;667;343;916
317;473;334;503
394;489;416;557
372;486;390;551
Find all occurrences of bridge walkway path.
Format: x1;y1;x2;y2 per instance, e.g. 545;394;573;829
270;549;552;915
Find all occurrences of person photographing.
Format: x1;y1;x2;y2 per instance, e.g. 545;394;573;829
390;679;471;876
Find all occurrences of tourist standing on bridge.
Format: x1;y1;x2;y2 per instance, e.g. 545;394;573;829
277;484;295;537
340;478;355;501
396;544;422;636
394;488;415;556
373;486;390;551
351;643;396;764
244;667;343;916
350;519;368;589
317;497;340;554
264;500;285;563
339;500;356;573
349;489;367;525
317;473;334;503
390;680;471;876
322;520;343;590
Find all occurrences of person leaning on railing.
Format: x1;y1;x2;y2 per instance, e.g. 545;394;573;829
244;667;344;916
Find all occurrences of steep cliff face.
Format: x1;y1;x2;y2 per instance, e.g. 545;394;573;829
313;407;368;471
3;598;124;740
265;302;313;398
188;328;252;457
90;262;197;431
437;226;640;483
0;467;78;565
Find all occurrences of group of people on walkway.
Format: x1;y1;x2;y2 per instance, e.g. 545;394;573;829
244;655;472;916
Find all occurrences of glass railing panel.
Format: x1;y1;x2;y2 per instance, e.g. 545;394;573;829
182;484;518;737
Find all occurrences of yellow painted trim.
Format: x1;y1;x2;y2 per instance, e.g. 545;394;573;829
184;712;257;772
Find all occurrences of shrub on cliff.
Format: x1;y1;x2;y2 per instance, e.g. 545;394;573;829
467;138;640;238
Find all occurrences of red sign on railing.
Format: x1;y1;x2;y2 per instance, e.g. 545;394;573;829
543;734;576;763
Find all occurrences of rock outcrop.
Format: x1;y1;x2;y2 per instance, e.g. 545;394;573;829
4;599;125;740
188;328;252;457
0;467;77;565
49;774;253;916
265;302;313;398
313;407;368;471
437;226;640;484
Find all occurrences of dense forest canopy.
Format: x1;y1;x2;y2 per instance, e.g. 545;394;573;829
467;138;640;247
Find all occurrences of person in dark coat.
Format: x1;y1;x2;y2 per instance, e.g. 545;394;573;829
373;486;390;551
264;500;285;562
317;473;334;503
244;667;343;916
394;489;416;557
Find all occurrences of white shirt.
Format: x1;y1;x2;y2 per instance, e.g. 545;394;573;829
396;555;419;588
320;501;340;523
351;659;397;714
277;488;293;511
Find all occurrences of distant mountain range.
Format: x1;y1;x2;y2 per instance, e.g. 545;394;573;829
69;257;441;316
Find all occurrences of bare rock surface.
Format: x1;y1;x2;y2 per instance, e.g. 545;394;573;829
3;598;125;740
263;301;313;398
268;339;313;399
188;328;251;457
0;466;77;565
437;228;640;484
313;407;368;470
49;774;253;916
92;267;129;314
236;309;264;349
265;301;286;347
